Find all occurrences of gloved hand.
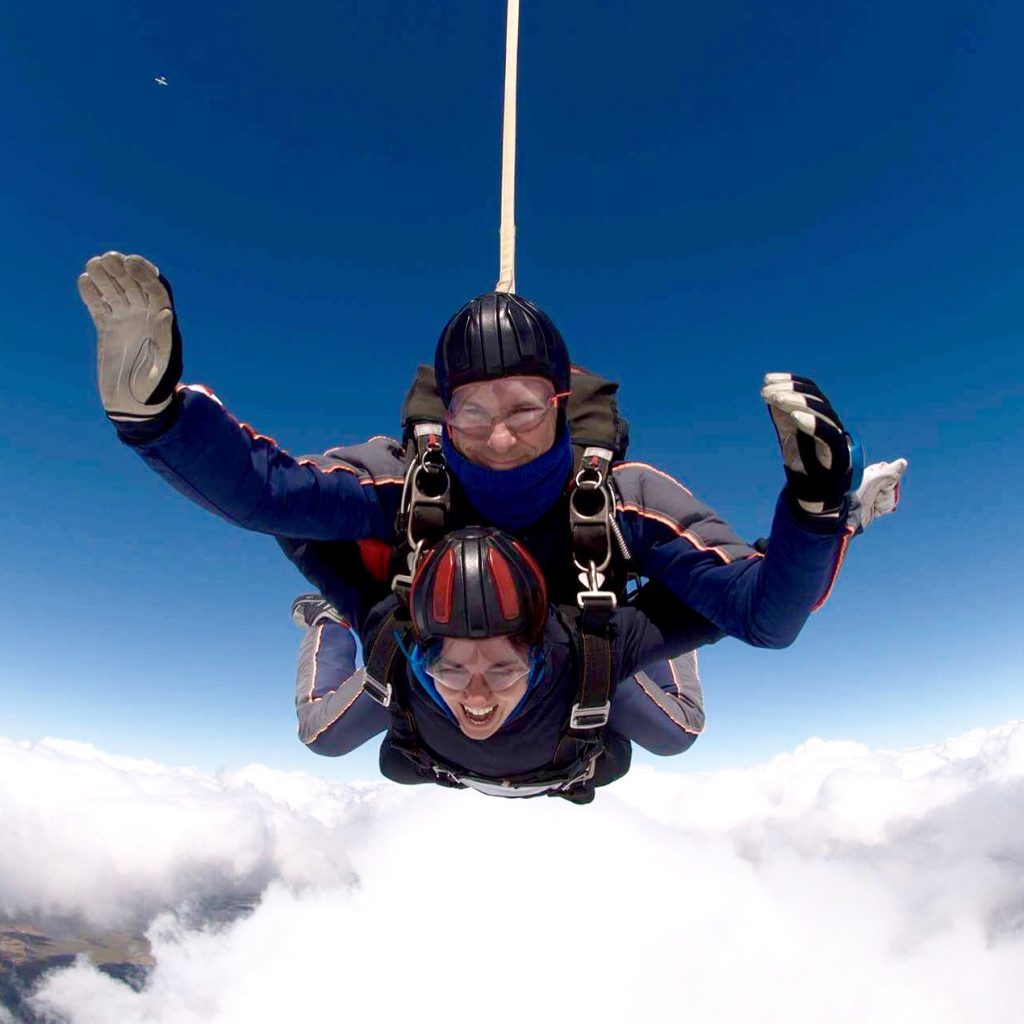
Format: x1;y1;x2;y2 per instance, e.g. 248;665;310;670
849;458;907;532
761;373;853;517
77;251;182;421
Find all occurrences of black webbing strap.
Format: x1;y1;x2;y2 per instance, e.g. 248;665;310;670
570;448;619;595
410;427;448;537
392;425;450;603
568;608;614;731
568;447;618;736
361;607;408;708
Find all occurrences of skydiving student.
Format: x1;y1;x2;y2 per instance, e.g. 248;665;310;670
291;593;706;764
77;253;906;754
292;527;732;801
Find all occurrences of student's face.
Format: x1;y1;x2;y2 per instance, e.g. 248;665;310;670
427;636;532;740
446;376;560;470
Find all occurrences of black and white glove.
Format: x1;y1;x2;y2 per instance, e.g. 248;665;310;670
761;373;853;517
77;251;182;422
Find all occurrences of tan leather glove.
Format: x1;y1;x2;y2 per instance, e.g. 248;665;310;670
77;251;182;421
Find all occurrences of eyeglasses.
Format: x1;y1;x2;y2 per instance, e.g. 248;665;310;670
447;381;568;440
424;656;532;692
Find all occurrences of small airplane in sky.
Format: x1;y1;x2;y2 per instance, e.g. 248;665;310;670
155;76;168;86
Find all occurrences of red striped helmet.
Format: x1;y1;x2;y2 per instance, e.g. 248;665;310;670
409;527;548;645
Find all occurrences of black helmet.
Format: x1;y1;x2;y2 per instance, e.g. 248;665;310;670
409;527;548;645
434;292;571;405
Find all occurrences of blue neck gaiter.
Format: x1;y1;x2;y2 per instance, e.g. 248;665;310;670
442;426;573;530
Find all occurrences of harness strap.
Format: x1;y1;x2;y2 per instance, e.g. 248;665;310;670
412;422;444;460
392;423;450;602
565;602;610;733
570;446;619;595
362;607;408;708
566;445;618;734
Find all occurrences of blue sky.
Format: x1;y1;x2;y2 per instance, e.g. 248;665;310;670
0;0;1021;778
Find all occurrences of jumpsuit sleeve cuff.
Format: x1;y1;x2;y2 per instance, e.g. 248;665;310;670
111;391;184;445
782;487;851;535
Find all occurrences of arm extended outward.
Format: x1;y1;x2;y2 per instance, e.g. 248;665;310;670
615;377;905;649
79;251;398;541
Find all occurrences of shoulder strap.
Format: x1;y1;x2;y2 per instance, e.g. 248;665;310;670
561;604;614;732
570;447;636;600
361;606;409;708
391;423;450;602
399;365;448;443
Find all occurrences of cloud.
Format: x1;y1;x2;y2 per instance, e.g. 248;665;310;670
2;722;1023;1024
0;737;379;931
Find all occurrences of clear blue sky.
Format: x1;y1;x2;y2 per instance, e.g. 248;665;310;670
1;0;1021;777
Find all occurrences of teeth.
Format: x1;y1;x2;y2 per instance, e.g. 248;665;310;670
463;704;496;720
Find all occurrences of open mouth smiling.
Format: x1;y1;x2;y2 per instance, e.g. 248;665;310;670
462;704;498;726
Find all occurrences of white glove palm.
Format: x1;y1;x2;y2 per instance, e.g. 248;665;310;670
849;459;907;532
77;251;181;421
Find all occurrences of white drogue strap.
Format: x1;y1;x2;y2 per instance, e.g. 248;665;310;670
495;0;520;294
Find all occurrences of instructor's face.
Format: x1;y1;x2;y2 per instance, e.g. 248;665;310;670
447;376;559;470
429;636;531;740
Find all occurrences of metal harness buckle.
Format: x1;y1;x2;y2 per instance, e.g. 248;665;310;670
390;539;423;601
569;700;611;730
576;578;617;612
362;673;393;708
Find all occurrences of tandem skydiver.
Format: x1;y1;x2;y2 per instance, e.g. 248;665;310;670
77;251;907;774
292;593;706;767
290;526;724;801
289;452;902;800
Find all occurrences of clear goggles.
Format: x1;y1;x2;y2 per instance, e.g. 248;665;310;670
424;650;533;692
446;377;567;439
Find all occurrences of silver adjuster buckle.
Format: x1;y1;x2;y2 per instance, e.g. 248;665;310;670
576;589;617;612
561;755;600;790
362;674;393;708
391;573;412;600
391;539;424;599
570;700;611;730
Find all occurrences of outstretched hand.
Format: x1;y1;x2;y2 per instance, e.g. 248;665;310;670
850;458;907;532
77;251;182;421
761;373;853;517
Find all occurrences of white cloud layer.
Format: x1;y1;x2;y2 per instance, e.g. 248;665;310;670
3;721;1024;1024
